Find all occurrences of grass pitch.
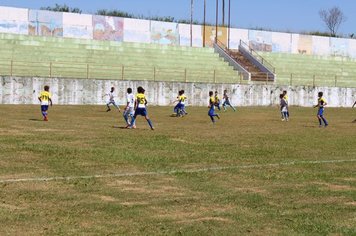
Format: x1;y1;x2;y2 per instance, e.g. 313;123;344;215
0;105;355;235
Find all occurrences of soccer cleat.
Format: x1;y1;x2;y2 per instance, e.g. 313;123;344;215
151;127;155;130
106;108;111;112
216;114;220;119
44;117;48;121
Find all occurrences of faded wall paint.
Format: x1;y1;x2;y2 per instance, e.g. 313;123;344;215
150;21;179;45
29;10;63;37
1;76;354;108
123;18;150;43
63;12;93;39
0;6;28;34
178;23;203;47
0;5;356;58
93;15;124;41
204;26;228;47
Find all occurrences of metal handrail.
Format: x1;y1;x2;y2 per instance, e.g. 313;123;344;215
239;40;275;73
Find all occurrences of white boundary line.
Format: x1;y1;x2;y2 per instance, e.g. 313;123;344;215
0;159;355;184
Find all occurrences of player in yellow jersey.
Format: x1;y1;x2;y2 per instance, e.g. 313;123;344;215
282;90;290;118
173;90;188;117
38;85;53;121
129;86;154;130
314;92;328;127
214;91;221;111
208;91;220;123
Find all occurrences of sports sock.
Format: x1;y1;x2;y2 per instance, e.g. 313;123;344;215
147;119;153;129
318;118;322;126
321;117;328;125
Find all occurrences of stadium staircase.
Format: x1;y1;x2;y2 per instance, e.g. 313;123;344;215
259;52;356;87
214;40;275;82
0;33;242;84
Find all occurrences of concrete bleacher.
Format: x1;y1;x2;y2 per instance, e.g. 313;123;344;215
260;52;356;87
0;33;242;84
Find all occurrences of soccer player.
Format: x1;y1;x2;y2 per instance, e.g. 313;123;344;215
129;86;154;130
214;91;221;111
314;92;328;127
38;85;53;121
280;94;289;121
173;90;188;117
222;89;236;112
208;91;220;123
103;87;120;112
123;88;135;127
282;90;290;118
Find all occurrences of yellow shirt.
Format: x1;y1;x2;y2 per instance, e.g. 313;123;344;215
283;95;289;102
209;96;215;106
39;91;51;105
318;97;327;107
136;93;146;108
215;95;220;103
179;95;187;104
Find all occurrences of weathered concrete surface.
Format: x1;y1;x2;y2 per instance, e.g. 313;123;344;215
0;77;355;107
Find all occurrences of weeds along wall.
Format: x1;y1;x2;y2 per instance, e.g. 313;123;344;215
1;77;355;107
1;6;356;58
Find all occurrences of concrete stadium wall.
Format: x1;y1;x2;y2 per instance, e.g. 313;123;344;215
1;77;355;107
1;6;356;58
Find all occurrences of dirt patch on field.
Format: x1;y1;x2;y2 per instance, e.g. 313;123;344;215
312;182;355;191
345;202;356;206
0;203;24;210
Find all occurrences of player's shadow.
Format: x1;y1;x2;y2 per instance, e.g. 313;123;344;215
112;126;129;129
29;118;43;122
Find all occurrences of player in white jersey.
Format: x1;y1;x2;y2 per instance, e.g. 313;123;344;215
103;87;120;112
123;88;135;127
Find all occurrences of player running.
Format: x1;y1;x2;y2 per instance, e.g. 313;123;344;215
123;88;135;128
103;87;120;112
173;90;188;117
129;86;154;130
222;89;236;112
208;91;220;123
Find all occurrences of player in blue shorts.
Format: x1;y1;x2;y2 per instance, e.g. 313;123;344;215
38;85;53;121
173;90;188;117
222;89;236;112
208;91;220;123
314;92;328;127
129;86;154;130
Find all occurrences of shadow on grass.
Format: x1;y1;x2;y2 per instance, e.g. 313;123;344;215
29;118;43;122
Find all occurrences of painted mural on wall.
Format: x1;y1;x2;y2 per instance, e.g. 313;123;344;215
248;30;272;52
150;21;179;45
63;12;93;39
93;15;123;41
271;32;291;53
330;38;349;56
297;35;312;54
229;28;248;49
0;6;28;35
124;18;150;43
178;24;203;47
29;10;63;37
204;26;227;47
312;36;330;56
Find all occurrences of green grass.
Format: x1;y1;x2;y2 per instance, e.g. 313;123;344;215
0;105;355;235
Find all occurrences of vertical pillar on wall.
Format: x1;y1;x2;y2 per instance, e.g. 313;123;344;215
228;0;231;49
190;0;193;47
215;0;219;43
203;0;206;47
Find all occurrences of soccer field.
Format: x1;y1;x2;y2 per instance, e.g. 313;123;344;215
0;105;355;235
